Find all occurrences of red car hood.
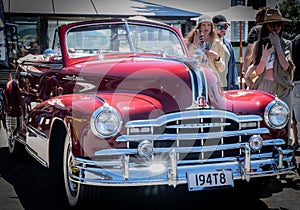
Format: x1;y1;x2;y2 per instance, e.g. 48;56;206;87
61;56;194;114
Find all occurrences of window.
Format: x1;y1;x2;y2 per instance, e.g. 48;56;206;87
231;0;246;6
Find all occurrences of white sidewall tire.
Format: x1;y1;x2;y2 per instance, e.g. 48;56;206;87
63;134;80;207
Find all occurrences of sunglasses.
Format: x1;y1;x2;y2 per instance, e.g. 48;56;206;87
217;25;228;30
267;22;282;28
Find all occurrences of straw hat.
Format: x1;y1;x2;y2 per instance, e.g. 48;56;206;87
258;8;291;25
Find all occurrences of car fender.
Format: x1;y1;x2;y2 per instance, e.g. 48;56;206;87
27;92;163;165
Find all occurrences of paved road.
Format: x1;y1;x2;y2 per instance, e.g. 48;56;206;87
1;123;300;210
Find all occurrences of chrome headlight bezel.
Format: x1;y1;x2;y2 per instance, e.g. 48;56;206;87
90;105;122;138
264;98;289;130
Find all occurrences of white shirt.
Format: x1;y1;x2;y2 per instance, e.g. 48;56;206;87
265;53;275;70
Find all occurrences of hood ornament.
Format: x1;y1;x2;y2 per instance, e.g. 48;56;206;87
188;96;208;109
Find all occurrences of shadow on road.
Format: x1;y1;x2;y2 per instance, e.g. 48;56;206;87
0;147;279;210
0;147;69;210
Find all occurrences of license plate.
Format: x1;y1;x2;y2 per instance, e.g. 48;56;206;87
187;170;234;191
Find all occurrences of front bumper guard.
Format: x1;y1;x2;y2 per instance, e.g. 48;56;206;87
70;140;296;187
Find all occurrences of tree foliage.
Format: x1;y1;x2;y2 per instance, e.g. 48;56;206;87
278;0;300;39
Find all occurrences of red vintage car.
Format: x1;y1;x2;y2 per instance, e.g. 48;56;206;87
3;16;297;207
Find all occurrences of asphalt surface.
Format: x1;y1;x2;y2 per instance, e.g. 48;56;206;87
1;122;300;210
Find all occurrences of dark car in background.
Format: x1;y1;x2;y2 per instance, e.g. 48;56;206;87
2;16;297;208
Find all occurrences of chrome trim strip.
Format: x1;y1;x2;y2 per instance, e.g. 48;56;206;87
25;146;48;167
14;135;26;144
79;148;295;168
96;139;285;156
124;109;262;127
27;125;48;140
165;122;231;129
187;67;197;104
117;128;269;142
169;149;177;187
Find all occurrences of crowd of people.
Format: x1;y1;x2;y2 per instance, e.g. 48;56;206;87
185;8;300;187
186;7;299;149
8;38;41;70
185;14;239;90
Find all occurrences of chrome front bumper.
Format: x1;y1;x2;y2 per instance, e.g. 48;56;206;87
70;140;296;188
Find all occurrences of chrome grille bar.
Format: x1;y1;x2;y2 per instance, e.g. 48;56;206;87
95;139;286;156
117;128;269;142
125;109;263;127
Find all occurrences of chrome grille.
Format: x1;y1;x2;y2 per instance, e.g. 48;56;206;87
116;109;269;162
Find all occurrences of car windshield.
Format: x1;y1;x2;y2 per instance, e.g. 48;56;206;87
66;21;186;58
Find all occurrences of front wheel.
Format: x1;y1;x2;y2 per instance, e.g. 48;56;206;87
63;134;101;207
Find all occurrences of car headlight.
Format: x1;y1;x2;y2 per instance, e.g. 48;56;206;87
264;98;289;129
90;105;122;138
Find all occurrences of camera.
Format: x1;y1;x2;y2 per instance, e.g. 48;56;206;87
261;37;272;49
197;29;203;39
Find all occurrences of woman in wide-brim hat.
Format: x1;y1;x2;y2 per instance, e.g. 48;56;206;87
257;8;291;25
249;8;295;138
